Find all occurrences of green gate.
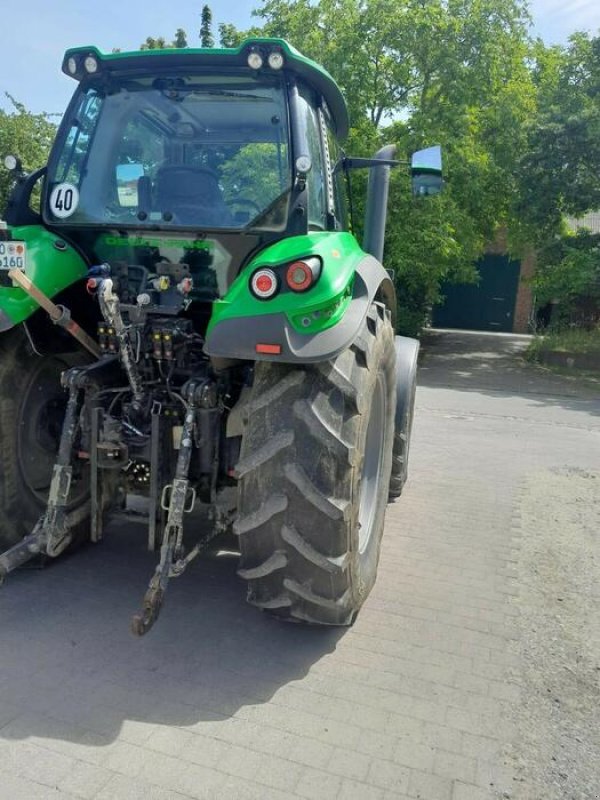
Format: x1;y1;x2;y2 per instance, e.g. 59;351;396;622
431;254;521;332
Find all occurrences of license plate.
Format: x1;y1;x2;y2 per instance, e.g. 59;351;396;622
0;240;27;271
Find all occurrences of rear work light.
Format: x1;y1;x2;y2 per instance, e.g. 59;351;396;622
285;257;321;292
247;49;264;70
84;55;99;74
250;268;279;299
268;51;284;70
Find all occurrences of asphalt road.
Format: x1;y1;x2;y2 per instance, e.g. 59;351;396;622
0;329;598;800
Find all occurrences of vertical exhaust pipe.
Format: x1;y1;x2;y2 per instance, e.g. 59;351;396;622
363;144;397;263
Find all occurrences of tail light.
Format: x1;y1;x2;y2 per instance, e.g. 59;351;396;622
285;257;321;292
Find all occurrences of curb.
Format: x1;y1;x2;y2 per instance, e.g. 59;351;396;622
538;350;600;371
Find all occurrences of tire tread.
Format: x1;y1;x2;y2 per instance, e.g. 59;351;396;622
235;303;396;625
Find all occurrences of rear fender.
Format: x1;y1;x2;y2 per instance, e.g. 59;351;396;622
205;251;397;364
0;225;88;334
393;336;419;430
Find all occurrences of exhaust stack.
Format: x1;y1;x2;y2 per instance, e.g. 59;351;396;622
363;144;397;263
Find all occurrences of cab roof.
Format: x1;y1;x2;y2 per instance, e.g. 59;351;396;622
62;38;349;140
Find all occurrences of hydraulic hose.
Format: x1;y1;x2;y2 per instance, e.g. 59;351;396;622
98;278;146;407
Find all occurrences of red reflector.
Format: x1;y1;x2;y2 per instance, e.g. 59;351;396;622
256;274;273;293
250;268;278;299
256;343;282;354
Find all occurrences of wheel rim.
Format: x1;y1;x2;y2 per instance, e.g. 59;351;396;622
17;356;88;506
358;373;386;553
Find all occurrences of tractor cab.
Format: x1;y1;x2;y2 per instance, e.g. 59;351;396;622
31;41;350;304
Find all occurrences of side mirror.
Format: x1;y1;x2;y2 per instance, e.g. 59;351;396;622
411;145;443;197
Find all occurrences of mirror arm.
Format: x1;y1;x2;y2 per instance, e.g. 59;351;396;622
4;167;46;226
335;156;410;174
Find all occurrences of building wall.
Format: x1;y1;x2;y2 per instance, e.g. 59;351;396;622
487;230;535;334
513;250;536;333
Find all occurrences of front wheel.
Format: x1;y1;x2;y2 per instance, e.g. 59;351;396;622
234;302;396;625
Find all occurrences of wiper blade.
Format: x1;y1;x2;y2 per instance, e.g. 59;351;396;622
188;89;273;101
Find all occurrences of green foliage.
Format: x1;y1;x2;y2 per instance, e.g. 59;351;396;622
532;229;600;328
526;328;600;372
516;33;600;324
218;22;264;48
518;38;600;231
220;143;288;209
174;28;188;48
0;95;56;214
539;328;600;354
140;36;169;50
140;29;190;50
218;23;244;48
200;5;214;48
535;230;600;302
254;0;426;126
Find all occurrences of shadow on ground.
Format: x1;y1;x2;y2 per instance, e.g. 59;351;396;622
1;327;597;755
418;329;600;419
0;521;344;746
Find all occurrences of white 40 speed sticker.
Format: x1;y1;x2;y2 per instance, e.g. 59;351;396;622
49;182;79;218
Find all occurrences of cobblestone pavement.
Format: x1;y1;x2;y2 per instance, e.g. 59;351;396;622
1;330;598;800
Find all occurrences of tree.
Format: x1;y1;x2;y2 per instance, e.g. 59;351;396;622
140;36;168;50
140;30;190;50
140;36;169;50
218;23;245;48
200;5;214;48
531;229;600;327
516;34;600;325
218;22;264;48
519;34;600;230
174;28;188;48
0;95;56;213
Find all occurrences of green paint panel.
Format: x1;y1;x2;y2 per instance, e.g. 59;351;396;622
432;254;521;332
207;232;365;336
0;226;87;326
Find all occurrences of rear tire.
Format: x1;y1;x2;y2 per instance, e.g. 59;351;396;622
0;327;91;552
235;302;396;625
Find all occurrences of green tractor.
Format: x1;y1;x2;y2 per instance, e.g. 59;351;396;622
0;39;441;634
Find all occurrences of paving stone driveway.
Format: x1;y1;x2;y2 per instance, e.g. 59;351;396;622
0;329;598;800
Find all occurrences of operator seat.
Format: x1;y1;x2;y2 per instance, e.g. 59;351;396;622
153;166;233;227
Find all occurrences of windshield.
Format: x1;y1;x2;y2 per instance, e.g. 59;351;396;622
45;73;291;231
